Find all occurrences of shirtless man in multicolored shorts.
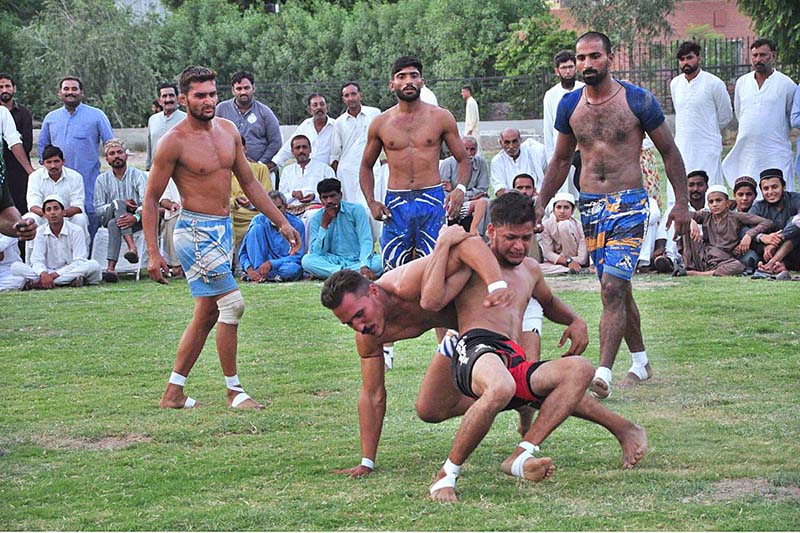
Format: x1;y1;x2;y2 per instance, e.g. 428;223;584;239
536;32;690;399
142;66;301;410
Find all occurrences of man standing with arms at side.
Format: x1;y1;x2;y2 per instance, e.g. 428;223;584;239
536;32;689;399
272;93;336;169
216;71;282;174
722;38;797;191
38;77;114;242
146;82;186;171
361;57;470;270
0;73;35;215
670;41;732;209
143;66;301;411
543;52;583;196
461;85;480;141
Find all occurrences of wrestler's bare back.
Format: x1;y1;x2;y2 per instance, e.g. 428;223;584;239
156;117;240;216
371;103;457;190
569;83;647;194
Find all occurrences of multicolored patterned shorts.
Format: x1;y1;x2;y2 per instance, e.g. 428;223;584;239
174;209;238;297
380;184;445;270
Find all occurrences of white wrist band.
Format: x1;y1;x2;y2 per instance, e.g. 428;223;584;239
455;183;467;193
361;457;375;469
487;280;508;293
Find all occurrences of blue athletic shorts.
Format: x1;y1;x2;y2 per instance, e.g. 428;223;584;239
579;187;649;281
380;184;445;270
174;209;238;297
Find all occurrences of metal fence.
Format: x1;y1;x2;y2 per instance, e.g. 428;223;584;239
257;36;792;125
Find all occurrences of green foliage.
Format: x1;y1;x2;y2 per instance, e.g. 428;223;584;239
15;0;164;127
737;0;800;76
684;23;724;42
495;13;577;76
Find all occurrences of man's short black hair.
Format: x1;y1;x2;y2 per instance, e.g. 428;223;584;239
157;82;178;96
179;66;216;95
291;134;311;148
317;178;342;196
392;56;423;77
676;41;702;60
751;38;777;52
59;76;83;91
321;269;371;310
231;71;255;86
42;145;64;161
577;31;613;55
307;92;325;106
687;170;709;184
341;81;361;93
490;191;535;227
0;73;15;86
512;173;535;188
553;50;576;68
461;84;472;93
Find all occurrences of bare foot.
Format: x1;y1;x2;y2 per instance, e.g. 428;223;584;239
517;405;534;437
619;363;654;388
227;389;264;410
618;423;647;469
501;452;555;481
429;469;458;502
160;385;200;409
589;377;611;399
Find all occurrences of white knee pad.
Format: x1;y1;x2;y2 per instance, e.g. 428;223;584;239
217;290;245;324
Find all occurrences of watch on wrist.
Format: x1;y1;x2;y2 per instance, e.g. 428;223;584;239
565;257;573;266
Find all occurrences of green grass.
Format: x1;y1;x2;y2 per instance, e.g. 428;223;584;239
1;275;798;530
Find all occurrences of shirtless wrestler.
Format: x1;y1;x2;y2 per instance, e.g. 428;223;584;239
422;194;647;502
360;55;471;270
536;31;690;399
142;66;301;410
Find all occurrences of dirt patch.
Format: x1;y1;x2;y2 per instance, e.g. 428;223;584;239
545;276;678;292
312;390;340;399
33;434;152;451
684;478;800;503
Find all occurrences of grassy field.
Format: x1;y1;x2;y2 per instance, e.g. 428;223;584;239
1;274;798;530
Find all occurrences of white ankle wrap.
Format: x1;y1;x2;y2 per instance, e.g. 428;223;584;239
628;364;649;380
631;350;648;367
217;290;245;325
231;392;251;408
511;441;540;478
594;366;613;385
169;372;187;387
429;458;460;495
224;374;244;392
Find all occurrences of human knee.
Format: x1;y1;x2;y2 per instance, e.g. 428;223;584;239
217;290;245;325
416;399;446;423
480;373;516;410
568;356;595;386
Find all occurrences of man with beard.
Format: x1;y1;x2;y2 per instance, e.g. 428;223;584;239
360;56;471;270
273;93;336;169
491;129;548;197
670;41;733;209
0;73;35;215
94;139;148;282
216;71;282;173
142;66;302;411
536;31;690;399
38;77;114;242
723;39;797;191
543;51;584;196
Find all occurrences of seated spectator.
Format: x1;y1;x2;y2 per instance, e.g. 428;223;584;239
512;173;543;262
301;178;382;280
685;185;771;276
94;139;147;282
231;136;273;265
750;168;800;272
239;190;305;282
490;129;547;196
0;234;25;291
11;194;100;288
731;176;757;213
279;135;333;216
440;135;489;236
539;192;588;275
23;144;88;258
158;178;183;278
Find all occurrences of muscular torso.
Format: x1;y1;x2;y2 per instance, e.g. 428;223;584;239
454;258;538;342
570;84;645;194
164;118;238;216
375;104;447;190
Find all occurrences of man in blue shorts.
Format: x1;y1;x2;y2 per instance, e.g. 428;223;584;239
142;66;301;410
359;56;472;270
535;31;690;399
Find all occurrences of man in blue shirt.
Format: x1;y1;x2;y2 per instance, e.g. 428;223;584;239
238;190;305;282
38;76;114;242
302;178;383;280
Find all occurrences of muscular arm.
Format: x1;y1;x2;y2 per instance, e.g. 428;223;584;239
536;132;577;224
359;118;388;220
649;122;689;235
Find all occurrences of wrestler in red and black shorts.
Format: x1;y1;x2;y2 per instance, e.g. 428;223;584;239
451;328;549;410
